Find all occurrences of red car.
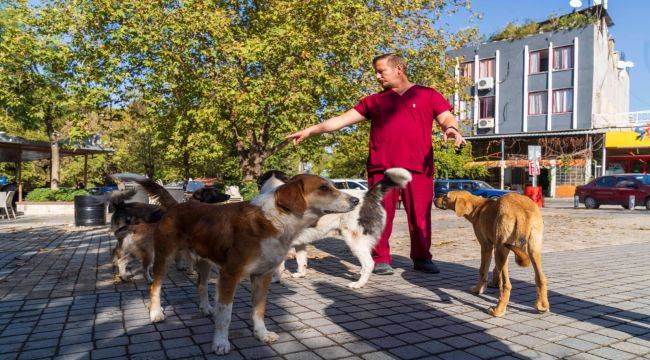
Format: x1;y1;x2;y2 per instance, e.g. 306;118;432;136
575;174;650;209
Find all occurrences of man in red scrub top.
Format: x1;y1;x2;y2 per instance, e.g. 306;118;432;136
288;53;466;275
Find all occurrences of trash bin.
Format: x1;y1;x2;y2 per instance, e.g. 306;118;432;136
524;186;544;208
74;195;107;226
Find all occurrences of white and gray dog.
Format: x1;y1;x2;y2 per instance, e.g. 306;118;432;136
257;168;411;288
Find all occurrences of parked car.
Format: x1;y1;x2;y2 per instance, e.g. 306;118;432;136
434;179;512;208
331;178;368;198
574;174;650;210
88;184;118;195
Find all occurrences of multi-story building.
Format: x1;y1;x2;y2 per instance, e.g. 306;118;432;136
448;5;637;197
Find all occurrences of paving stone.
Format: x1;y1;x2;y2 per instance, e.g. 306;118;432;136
300;337;337;349
588;347;637;360
315;346;354;360
415;340;454;354
464;344;506;359
610;340;650;355
90;345;126;359
284;351;324;360
388;345;429;359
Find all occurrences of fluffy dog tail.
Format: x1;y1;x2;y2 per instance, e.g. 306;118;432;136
109;188;137;211
112;173;178;210
363;168;412;205
377;168;412;191
504;242;531;267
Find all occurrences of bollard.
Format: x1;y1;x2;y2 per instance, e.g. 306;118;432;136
573;195;579;209
629;195;635;210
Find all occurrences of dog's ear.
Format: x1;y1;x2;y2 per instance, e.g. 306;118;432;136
454;198;471;217
275;179;306;215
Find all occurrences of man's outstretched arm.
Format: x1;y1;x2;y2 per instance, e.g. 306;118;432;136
288;109;366;144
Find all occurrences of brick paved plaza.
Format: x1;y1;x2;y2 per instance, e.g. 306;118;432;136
1;206;649;359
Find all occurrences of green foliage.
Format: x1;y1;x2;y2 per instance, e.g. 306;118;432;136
433;139;488;179
25;188;88;202
490;12;599;41
237;181;259;202
1;0;478;186
325;124;371;179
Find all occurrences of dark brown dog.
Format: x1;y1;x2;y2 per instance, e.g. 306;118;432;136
191;186;231;204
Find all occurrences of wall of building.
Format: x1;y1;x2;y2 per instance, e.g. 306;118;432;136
591;24;630;115
450;25;596;134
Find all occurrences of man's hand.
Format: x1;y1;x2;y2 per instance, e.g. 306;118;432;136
287;128;312;145
288;109;365;145
443;126;467;148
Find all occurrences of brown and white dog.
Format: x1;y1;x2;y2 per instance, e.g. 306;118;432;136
434;191;549;317
259;168;412;288
130;174;359;354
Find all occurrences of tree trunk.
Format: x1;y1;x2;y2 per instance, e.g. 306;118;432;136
49;137;60;190
241;152;265;182
182;150;191;180
45;112;60;190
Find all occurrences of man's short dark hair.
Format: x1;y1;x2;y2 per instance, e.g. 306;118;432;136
372;53;407;72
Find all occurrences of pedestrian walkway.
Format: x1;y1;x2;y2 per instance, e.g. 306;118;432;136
0;225;648;359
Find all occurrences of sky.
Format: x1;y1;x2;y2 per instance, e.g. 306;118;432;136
443;0;650;112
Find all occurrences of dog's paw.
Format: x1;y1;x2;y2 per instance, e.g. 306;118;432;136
347;281;366;289
470;284;485;295
212;337;231;355
291;271;307;278
488;306;506;317
535;301;550;313
199;303;214;317
256;331;279;344
149;306;166;323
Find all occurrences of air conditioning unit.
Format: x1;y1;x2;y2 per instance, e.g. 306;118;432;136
476;77;494;90
478;118;495;129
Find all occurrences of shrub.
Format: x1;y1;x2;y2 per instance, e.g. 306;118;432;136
26;188;90;202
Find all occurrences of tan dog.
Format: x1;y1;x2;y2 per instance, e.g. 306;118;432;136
132;174;359;354
435;191;549;317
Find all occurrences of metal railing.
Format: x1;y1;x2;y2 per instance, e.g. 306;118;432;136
592;110;650;129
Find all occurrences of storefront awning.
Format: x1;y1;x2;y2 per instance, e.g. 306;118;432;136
605;131;650;149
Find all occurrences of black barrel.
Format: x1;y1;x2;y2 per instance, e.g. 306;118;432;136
74;195;107;226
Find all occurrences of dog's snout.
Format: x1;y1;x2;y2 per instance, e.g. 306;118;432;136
349;197;360;206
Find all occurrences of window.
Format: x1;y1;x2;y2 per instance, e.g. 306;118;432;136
461;182;473;191
595;176;616;188
347;181;364;190
615;179;638;188
434;181;448;191
528;92;547;115
529;49;549;73
458;100;474;121
479;97;494;119
553;46;573;70
333;182;346;190
552;89;573;113
460;62;473;79
479;58;495;78
449;182;461;190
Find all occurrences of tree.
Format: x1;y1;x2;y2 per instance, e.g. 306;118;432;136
0;1;108;189
433;137;487;179
74;0;477;182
